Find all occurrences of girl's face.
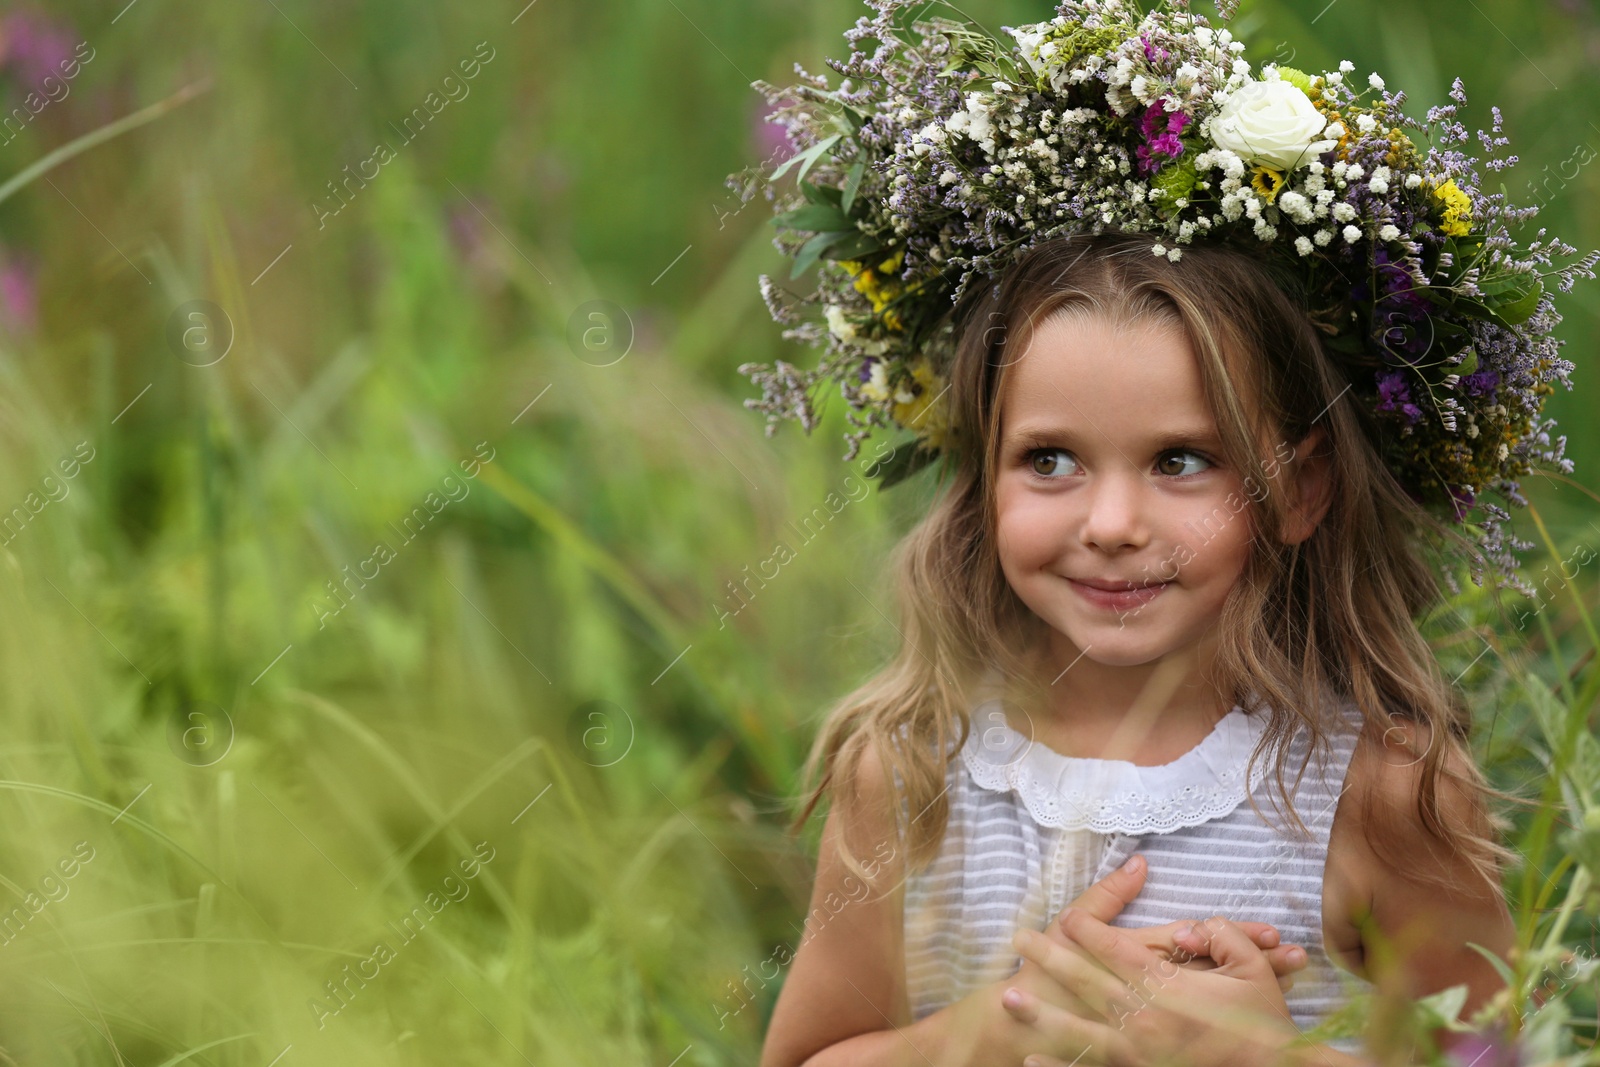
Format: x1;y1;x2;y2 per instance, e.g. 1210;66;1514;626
994;311;1258;669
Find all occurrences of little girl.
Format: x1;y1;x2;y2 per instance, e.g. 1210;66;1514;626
756;232;1519;1067
734;3;1589;1064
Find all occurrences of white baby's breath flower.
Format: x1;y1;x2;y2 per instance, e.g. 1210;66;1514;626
1355;114;1378;134
1151;242;1168;257
1368;72;1385;90
1277;190;1313;222
1378;223;1401;242
1231;58;1251;76
1332;202;1357;223
1167;247;1183;262
1342;224;1362;243
1339;60;1355;73
1314;228;1333;246
1295;236;1314;256
1405;173;1423;189
1325;71;1343;87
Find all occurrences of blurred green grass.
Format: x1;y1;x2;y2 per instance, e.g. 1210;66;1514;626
0;0;1592;1063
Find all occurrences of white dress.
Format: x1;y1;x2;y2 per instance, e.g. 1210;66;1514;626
899;673;1375;1054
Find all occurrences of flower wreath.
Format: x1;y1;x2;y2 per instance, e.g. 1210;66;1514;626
727;0;1598;593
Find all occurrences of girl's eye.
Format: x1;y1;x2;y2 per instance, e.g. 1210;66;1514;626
1027;448;1079;479
1155;450;1212;477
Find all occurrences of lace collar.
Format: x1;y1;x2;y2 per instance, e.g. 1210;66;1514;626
957;686;1274;835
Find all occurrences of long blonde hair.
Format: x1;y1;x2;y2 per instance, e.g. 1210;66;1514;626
791;231;1518;896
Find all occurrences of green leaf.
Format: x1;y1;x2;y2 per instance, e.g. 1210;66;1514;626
872;440;941;490
1462;941;1517;987
1453;348;1478;376
841;159;867;215
1412;984;1473;1031
800;179;843;207
1560;809;1600;877
790;230;851;280
773;203;852;233
1322;330;1369;356
770;133;841;182
1490;280;1544;326
820;231;884;263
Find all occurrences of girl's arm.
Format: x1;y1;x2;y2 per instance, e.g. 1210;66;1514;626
761;739;1110;1067
759;737;916;1067
1342;720;1516;1048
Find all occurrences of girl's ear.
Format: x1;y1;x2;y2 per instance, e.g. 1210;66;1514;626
1280;426;1334;546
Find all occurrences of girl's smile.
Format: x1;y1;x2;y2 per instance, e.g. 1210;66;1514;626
1064;575;1172;612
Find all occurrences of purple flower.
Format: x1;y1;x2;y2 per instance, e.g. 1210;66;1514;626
751;95;792;168
0;12;77;90
1461;368;1500;399
1135;98;1190;175
0;257;36;336
1443;1028;1519;1067
1376;370;1424;425
1356;250;1436;361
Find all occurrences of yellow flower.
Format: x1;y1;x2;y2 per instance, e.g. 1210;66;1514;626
1250;165;1285;203
841;250;912;332
890;357;952;449
1432;178;1473;237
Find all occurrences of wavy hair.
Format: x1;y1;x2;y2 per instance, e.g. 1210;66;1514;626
791;230;1518;898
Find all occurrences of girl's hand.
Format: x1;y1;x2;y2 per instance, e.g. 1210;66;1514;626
1017;855;1307;1023
1007;910;1303;1067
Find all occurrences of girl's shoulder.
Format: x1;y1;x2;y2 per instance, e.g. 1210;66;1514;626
1334;708;1500;890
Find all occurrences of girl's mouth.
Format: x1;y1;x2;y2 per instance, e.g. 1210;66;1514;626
1066;577;1172;612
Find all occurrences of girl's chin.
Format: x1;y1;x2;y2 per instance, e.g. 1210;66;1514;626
1045;616;1194;668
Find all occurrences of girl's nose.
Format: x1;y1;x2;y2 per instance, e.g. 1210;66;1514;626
1077;467;1150;552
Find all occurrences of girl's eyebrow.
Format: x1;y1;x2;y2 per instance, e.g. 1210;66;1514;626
1004;424;1223;450
1149;427;1224;451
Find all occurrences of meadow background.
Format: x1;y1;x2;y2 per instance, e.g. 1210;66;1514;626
0;0;1594;1063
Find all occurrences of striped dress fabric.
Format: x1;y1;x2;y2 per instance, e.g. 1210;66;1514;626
900;677;1375;1055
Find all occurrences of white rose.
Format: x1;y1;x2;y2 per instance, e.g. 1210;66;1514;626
1208;79;1336;172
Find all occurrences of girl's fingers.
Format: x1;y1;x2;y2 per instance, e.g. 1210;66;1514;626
1172;921;1305;979
1262;944;1307;987
1233;920;1281;949
1001;986;1138;1067
1185;916;1278;980
998;966;1100;1017
1014;927;1134;1017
